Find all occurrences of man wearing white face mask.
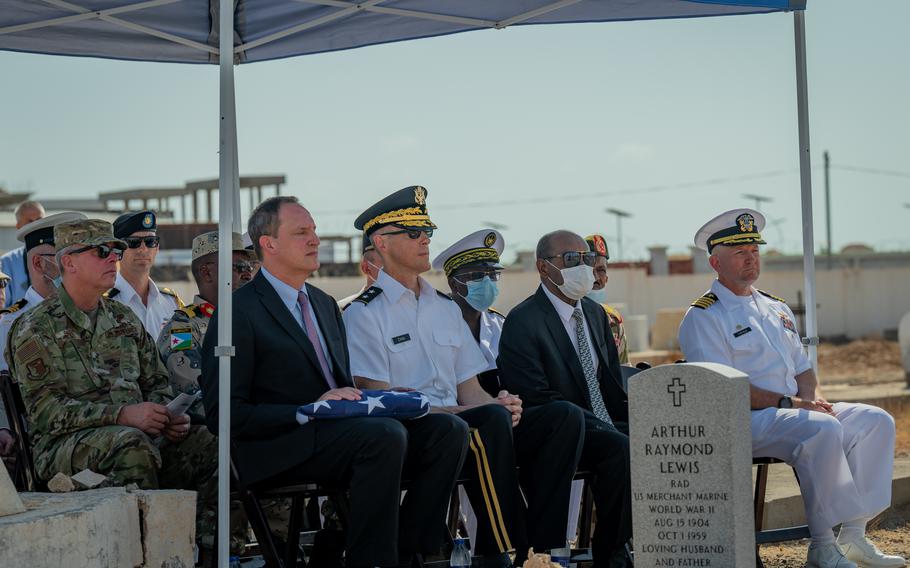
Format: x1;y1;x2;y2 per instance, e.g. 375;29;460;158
338;233;384;310
498;230;633;568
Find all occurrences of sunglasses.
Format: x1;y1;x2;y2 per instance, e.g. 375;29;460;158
453;270;502;284
232;261;258;274
123;236;160;249
70;244;125;260
544;251;597;268
380;227;434;240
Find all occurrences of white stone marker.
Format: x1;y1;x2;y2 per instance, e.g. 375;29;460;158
630;363;755;568
0;459;25;516
899;311;910;383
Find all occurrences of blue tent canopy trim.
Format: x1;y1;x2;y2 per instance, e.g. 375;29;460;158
1;0;805;64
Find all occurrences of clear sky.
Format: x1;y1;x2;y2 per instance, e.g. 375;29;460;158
1;0;908;262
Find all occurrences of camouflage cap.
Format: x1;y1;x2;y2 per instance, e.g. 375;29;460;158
191;231;253;261
54;219;128;252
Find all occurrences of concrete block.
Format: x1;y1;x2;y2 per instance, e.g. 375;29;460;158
72;469;109;490
0;462;25;517
0;488;142;567
133;489;196;568
651;308;687;351
47;472;75;493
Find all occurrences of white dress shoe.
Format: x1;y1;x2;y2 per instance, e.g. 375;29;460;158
837;536;907;567
807;543;859;568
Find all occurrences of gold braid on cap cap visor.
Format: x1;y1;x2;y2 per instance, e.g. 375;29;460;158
363;206;435;232
708;232;765;247
444;248;500;276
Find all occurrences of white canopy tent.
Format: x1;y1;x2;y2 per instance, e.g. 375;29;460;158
1;1;817;565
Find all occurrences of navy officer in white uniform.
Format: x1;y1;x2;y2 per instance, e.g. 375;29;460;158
678;208;903;568
344;187;584;567
109;210;183;341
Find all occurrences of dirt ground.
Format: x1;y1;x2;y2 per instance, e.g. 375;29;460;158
760;503;910;568
818;338;906;384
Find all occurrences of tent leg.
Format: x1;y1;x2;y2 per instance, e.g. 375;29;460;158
217;1;237;567
793;10;818;370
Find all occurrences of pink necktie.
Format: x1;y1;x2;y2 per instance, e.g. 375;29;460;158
297;291;338;389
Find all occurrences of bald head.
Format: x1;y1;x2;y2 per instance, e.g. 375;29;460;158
536;230;587;260
15;201;45;229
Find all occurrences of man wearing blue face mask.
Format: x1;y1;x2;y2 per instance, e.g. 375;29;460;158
432;229;507;396
584;234;629;365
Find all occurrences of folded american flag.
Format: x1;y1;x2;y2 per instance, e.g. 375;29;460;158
296;389;431;424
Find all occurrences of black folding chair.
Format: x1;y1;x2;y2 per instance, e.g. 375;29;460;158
0;370;39;492
228;451;350;568
753;457;810;568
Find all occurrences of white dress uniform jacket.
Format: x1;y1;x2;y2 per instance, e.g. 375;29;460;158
343;269;488;407
679;279;896;534
111;272;180;342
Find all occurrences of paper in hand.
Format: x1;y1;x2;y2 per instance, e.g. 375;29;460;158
166;392;201;417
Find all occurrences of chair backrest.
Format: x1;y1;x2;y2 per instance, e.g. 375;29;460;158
0;370;39;491
619;365;644;393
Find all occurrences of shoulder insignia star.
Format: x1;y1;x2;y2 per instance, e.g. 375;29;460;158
353;286;383;306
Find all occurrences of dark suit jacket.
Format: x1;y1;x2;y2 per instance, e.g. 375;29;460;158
200;271;352;484
497;285;628;432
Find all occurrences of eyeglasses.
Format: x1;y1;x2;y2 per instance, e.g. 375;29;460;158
544;251;597;268
123;236;160;249
453;271;502;284
232;261;257;274
379;227;434;240
70;244;125;260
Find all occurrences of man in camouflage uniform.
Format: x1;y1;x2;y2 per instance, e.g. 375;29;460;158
157;231;256;409
585;234;630;365
8;219;218;542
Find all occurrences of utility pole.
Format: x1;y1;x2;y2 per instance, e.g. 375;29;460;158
742;193;773;212
824;150;832;269
605;208;632;260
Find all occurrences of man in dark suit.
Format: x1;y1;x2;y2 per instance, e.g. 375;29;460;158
497;230;632;568
200;196;468;568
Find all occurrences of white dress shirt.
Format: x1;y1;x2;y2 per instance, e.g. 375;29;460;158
678;279;811;395
540;284;600;374
343;269;488;407
260;267;331;367
477;310;504;373
112;272;180;342
0;285;45;372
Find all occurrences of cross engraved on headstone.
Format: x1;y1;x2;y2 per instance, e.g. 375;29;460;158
667;377;686;407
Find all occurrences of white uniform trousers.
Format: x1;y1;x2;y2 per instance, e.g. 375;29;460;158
751;402;895;536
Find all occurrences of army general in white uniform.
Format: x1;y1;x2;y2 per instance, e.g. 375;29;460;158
678;209;903;568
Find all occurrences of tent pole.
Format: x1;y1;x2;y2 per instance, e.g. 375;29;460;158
217;0;236;566
793;10;818;370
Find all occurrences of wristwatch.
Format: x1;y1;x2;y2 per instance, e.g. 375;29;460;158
777;396;793;409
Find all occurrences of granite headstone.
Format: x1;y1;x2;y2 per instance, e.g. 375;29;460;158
630;362;755;568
